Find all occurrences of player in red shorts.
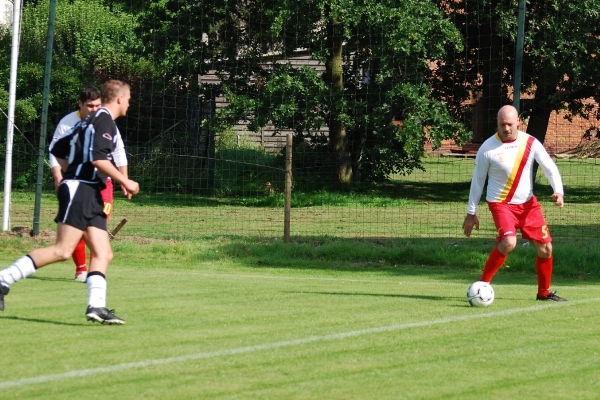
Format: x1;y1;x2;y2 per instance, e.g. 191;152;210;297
49;86;129;282
462;105;567;301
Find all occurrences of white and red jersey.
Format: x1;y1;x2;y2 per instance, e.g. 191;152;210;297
467;131;563;215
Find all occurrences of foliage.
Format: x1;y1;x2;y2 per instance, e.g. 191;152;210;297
127;127;283;196
136;0;471;186
1;0;154;189
431;0;600;143
522;0;600;140
9;0;148;120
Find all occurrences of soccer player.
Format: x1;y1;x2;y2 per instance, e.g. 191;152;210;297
0;80;139;324
462;105;567;301
49;86;129;282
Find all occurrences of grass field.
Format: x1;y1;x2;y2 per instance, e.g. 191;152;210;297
1;235;599;399
1;156;599;398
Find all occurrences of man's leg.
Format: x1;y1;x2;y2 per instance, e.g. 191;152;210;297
72;239;88;282
82;226;124;324
0;223;83;310
532;241;566;301
480;237;515;283
88;179;113;272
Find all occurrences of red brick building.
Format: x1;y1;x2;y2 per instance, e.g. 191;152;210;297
433;103;599;156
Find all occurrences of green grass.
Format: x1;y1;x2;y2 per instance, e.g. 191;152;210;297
1;236;600;399
1;157;599;398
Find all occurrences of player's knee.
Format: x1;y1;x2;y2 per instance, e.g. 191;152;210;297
95;249;114;263
54;248;74;261
498;237;517;254
537;242;552;258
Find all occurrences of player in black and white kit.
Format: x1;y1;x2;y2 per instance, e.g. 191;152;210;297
49;85;129;282
0;80;139;324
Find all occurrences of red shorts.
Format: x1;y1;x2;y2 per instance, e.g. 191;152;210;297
487;196;552;244
101;178;114;221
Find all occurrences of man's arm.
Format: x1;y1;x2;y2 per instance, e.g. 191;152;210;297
92;160;139;197
463;150;489;237
533;140;564;208
54;158;68;173
49;121;73;190
51;166;63;190
466;151;489;215
112;129;128;168
117;165;130;198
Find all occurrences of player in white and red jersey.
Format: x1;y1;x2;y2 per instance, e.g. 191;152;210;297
462;105;567;301
49;86;128;282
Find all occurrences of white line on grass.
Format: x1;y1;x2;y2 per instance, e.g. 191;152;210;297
1;298;598;389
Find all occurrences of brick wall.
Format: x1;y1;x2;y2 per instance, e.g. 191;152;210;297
429;104;599;156
543;109;597;155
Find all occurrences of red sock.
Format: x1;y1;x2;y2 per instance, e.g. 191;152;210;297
72;239;87;272
536;256;553;297
480;247;507;283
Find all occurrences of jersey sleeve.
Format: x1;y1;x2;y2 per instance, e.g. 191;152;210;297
466;150;489;215
111;128;128;167
533;139;564;195
49;129;75;161
49;117;75;168
90;114;116;162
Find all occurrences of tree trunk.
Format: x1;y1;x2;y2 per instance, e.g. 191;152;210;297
526;83;556;144
323;9;352;188
526;82;557;181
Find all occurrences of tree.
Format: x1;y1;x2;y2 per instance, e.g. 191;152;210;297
431;0;600;147
1;0;152;138
138;0;471;187
521;0;600;143
0;0;153;188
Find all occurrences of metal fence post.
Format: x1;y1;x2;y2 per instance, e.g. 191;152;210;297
284;134;292;243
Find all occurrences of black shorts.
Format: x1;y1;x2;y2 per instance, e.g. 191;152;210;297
55;180;107;231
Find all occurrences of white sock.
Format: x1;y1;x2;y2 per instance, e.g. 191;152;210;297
87;274;107;308
0;256;37;287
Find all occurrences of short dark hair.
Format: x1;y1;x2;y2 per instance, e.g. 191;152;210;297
101;80;130;104
78;86;101;103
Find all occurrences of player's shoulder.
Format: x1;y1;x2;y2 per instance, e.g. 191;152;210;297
85;107;108;123
55;111;80;130
95;107;113;119
478;134;503;154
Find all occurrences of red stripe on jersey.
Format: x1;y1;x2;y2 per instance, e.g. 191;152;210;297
504;136;535;203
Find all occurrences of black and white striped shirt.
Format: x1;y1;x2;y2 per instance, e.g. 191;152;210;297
50;107;119;188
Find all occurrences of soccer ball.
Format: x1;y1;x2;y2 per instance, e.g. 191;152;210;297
467;281;495;307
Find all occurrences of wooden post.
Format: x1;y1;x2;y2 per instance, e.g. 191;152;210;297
284;134;292;243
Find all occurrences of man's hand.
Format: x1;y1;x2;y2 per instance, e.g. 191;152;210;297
121;179;140;198
552;193;564;208
462;214;479;238
121;186;131;200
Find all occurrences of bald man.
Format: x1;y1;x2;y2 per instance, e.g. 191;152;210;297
462;105;567;302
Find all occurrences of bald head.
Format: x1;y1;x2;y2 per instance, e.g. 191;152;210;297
498;105;519;121
497;105;519;142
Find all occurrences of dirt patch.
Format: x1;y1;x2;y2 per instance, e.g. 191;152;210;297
555;139;600;159
0;228;56;240
0;230;177;246
122;235;177;245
